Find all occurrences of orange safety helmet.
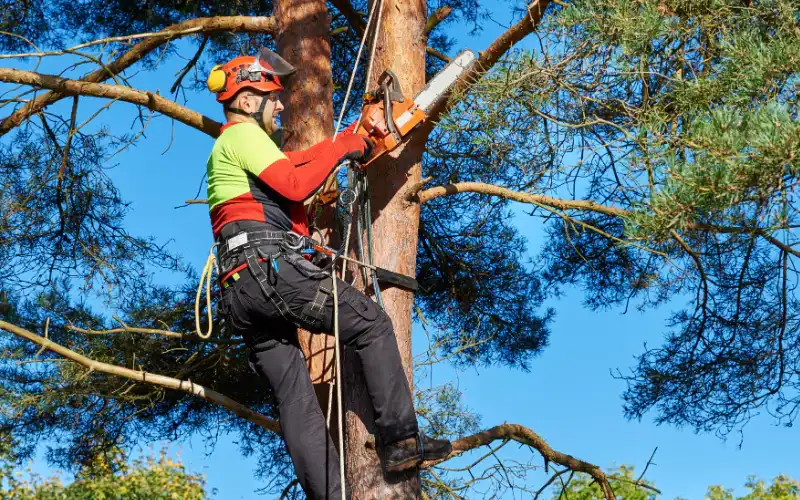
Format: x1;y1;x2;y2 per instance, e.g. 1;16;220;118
207;48;296;103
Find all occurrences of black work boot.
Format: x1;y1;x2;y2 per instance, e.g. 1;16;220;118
384;433;453;473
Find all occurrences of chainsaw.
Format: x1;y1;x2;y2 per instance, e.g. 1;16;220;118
356;49;476;166
316;49;476;205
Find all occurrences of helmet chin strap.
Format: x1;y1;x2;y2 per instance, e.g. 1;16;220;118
227;97;271;131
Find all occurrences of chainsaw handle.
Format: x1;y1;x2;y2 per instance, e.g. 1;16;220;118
376;70;405;102
381;81;402;143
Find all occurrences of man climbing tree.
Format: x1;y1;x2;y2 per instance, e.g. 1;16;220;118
204;49;451;498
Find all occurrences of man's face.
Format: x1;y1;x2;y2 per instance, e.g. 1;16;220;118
241;91;284;134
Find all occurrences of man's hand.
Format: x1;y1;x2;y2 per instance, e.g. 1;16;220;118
336;134;375;163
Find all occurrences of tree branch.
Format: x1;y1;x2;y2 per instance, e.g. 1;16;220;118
0;16;277;136
329;0;367;34
0;68;222;137
421;423;615;500
411;181;800;258
425;7;452;36
426;46;452;64
411;181;627;218
67;322;243;345
420;0;551;138
170;35;209;94
0;320;279;432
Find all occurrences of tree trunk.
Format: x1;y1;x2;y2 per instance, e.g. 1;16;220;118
343;1;427;498
277;1;426;496
274;0;338;425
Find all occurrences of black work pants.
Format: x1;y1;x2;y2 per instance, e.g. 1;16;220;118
221;250;418;500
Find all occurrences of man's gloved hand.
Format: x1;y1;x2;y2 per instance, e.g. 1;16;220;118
335;133;375;162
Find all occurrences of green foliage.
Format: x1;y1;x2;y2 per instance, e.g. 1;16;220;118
706;475;800;500
554;465;657;499
449;0;800;434
0;449;206;499
3;0;800;495
556;466;799;500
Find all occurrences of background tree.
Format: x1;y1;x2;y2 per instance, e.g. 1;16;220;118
705;475;800;500
559;466;799;500
0;0;797;498
553;465;658;499
0;443;206;500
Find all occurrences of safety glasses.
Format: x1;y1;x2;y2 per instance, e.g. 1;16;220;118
244;92;280;104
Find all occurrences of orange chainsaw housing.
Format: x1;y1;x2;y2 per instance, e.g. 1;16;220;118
353;70;427;166
356;98;426;166
316;71;425;205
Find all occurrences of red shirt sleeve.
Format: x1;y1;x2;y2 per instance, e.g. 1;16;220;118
257;138;341;202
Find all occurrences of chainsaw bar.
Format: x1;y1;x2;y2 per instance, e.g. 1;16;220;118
415;49;476;113
393;49;476;131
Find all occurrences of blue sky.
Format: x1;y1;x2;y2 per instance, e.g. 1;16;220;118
6;2;798;498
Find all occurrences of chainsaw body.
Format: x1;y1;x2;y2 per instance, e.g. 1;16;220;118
356;70;427;166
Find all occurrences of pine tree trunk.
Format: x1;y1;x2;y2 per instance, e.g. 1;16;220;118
343;1;427;498
276;1;426;497
274;0;340;436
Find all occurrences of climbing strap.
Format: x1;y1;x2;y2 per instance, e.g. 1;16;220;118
243;246;297;322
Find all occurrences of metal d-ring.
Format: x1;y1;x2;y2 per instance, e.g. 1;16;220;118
338;187;357;208
283;231;304;251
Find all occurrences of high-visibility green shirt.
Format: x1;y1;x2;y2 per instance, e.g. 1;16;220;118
206;122;346;238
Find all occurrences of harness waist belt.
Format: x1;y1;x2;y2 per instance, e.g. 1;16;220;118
217;230;285;259
217;230;320;281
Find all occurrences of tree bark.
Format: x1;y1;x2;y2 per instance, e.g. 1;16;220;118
274;0;340;437
343;1;427;498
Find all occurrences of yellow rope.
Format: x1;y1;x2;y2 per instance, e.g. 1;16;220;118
195;244;216;339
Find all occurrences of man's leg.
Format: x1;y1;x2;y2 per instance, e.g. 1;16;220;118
225;274;341;500
276;254;451;465
328;285;419;443
236;252;451;474
246;333;342;500
320;281;453;471
269;253;420;444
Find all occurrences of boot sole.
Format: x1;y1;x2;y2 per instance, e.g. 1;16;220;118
385;455;423;473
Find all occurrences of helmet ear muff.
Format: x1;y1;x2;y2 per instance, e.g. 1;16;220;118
207;64;227;93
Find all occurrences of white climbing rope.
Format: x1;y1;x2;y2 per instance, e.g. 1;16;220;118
331;270;347;498
333;3;378;140
328;1;386;496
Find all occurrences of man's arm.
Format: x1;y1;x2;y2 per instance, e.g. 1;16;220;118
232;123;371;202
